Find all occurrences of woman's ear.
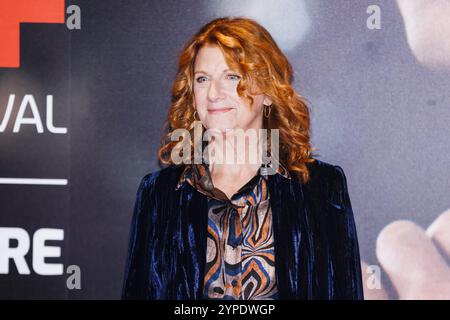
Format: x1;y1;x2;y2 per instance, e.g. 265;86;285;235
263;95;273;106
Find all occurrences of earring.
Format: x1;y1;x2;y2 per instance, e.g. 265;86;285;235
263;104;272;118
193;110;199;121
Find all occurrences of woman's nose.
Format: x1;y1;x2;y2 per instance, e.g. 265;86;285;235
207;79;225;101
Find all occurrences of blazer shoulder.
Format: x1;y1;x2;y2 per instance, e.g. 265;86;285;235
305;158;351;206
138;165;184;193
129;165;184;231
306;158;346;183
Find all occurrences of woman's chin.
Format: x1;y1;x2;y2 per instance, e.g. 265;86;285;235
204;122;237;134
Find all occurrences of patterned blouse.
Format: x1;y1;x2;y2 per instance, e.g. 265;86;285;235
175;162;291;300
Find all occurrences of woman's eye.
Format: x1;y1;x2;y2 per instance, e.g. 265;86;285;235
227;74;241;80
195;76;208;83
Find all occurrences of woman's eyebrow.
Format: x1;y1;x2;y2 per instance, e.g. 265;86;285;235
194;69;233;75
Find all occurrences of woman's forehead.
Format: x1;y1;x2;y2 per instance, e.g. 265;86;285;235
194;46;227;67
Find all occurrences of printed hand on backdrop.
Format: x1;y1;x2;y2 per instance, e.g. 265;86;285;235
362;209;450;299
396;0;450;71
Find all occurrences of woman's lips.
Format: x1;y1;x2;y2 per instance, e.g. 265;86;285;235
207;108;234;114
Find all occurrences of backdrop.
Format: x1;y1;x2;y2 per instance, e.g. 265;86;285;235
1;0;449;299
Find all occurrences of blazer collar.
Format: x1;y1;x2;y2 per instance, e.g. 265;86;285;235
175;161;291;191
267;172;311;299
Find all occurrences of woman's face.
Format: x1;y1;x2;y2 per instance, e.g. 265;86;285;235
193;44;272;133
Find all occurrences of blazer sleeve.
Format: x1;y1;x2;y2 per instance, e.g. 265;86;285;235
121;173;156;300
330;165;364;300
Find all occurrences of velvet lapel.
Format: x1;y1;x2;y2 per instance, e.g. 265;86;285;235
175;180;209;299
267;172;313;300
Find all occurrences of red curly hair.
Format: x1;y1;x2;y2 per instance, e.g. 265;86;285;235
158;16;318;184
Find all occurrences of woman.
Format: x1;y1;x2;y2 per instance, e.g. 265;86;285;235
122;17;364;300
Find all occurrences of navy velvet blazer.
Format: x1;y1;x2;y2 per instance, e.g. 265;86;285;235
122;158;364;300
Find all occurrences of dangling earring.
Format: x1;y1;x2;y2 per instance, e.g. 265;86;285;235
263;104;272;118
193;110;199;121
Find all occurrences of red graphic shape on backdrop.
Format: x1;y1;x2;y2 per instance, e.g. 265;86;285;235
0;0;65;68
